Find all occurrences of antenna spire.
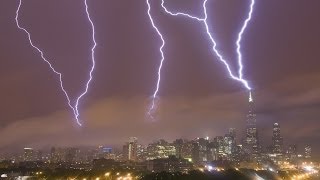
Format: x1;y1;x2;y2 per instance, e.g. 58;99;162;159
249;91;253;102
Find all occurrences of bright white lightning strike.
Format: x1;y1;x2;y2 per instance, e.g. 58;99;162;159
161;0;253;90
15;0;97;126
146;0;255;116
237;0;255;80
146;0;166;118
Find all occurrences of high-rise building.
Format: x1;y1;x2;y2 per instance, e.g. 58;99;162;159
128;137;138;161
50;147;58;163
198;138;209;162
228;128;236;141
123;144;129;161
147;156;193;173
191;138;210;164
244;92;260;160
211;136;226;161
173;139;184;158
23;148;35;161
305;145;311;159
191;141;200;164
147;139;176;160
272;123;283;154
137;144;147;161
123;137;138;161
245;92;258;145
233;144;244;162
224;134;235;158
96;146;115;160
173;139;193;161
180;141;194;161
227;128;238;161
286;144;297;161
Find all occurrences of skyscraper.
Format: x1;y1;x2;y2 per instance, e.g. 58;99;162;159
245;92;258;145
173;139;193;161
272;123;283;154
244;91;260;159
123;137;138;161
211;136;226;161
286;144;297;161
23;148;35;162
228;128;236;141
147;139;176;160
224;129;236;160
305;145;312;159
128;137;138;161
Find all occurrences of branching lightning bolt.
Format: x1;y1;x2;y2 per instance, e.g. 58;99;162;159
75;0;97;125
236;0;255;80
161;0;253;90
15;0;97;126
146;0;255;116
146;0;165;118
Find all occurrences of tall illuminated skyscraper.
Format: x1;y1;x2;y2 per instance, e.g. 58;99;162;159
245;92;258;145
272;123;283;154
128;137;138;161
244;91;259;159
305;145;312;159
123;137;138;161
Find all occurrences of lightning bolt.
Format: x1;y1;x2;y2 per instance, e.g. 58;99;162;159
75;0;97;125
236;0;255;80
161;0;253;90
146;0;165;118
15;0;97;126
146;0;255;116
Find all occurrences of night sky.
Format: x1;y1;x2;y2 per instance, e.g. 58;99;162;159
0;0;320;157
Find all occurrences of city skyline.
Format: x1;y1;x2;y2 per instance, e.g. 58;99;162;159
1;0;320;161
0;118;313;162
0;91;317;161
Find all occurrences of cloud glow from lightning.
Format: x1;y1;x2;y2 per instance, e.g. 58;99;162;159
15;0;97;126
146;0;255;116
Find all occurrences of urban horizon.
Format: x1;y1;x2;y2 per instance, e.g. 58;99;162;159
1;117;318;179
0;93;318;162
1;93;317;160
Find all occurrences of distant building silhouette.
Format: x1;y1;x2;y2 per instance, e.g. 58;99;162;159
272;123;283;154
305;145;312;159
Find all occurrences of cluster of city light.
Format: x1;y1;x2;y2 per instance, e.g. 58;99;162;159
73;169;319;180
116;173;133;180
204;165;225;172
15;0;96;126
82;172;139;180
279;161;296;169
35;171;43;175
303;165;318;173
290;171;318;180
146;0;255;116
